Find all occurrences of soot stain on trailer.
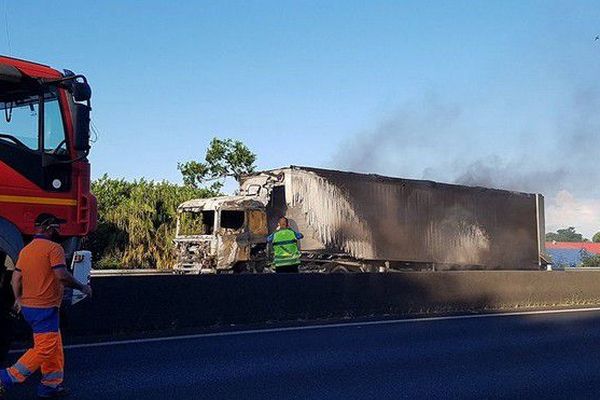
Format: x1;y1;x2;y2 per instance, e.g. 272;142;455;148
242;166;542;269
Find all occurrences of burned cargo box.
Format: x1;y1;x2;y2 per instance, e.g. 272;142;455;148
240;166;545;270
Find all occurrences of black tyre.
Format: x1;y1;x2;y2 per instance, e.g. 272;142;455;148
0;253;14;364
232;262;249;274
331;264;350;273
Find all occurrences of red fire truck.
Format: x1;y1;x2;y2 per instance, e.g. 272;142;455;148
0;56;97;360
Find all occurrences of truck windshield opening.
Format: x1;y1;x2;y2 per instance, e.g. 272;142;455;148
179;210;215;236
0;88;67;155
221;210;244;231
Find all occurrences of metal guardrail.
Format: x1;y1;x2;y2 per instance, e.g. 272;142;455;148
91;267;600;276
90;269;173;277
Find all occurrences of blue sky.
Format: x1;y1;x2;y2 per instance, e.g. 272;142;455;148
3;0;600;235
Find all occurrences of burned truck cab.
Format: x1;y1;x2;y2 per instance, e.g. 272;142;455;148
174;196;269;273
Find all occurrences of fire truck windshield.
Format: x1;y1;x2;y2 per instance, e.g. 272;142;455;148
0;88;67;155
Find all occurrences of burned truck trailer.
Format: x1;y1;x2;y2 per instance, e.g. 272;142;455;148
174;166;545;273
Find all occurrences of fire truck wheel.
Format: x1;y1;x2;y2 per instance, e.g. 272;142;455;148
0;252;14;364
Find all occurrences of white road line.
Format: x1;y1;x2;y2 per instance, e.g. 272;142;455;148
9;306;600;354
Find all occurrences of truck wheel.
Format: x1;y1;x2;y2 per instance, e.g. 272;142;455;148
233;262;249;274
331;264;350;273
251;261;268;273
0;253;14;364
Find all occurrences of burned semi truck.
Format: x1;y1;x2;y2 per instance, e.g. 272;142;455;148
174;166;545;273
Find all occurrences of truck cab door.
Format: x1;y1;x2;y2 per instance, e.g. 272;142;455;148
248;210;268;237
215;209;247;270
247;210;269;271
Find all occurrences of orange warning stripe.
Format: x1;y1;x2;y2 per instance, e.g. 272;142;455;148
0;195;77;206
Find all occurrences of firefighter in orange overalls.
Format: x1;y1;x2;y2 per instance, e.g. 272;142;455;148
0;214;92;398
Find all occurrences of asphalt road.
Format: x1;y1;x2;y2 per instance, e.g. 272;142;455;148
7;309;600;399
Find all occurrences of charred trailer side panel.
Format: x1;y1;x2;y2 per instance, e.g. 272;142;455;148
241;166;544;270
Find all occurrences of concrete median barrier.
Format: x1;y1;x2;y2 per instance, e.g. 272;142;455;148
13;271;600;342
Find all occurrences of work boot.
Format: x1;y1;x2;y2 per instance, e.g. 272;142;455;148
37;384;70;398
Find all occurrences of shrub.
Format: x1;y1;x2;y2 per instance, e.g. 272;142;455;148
88;175;215;269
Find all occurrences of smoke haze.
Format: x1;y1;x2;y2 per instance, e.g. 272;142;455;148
334;90;600;238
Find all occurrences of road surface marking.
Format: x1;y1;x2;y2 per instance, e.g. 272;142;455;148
9;306;600;354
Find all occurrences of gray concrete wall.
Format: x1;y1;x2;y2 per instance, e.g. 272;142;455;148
16;271;593;342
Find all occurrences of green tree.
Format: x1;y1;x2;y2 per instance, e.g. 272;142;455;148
86;176;133;268
581;251;600;268
593;232;600;243
88;138;258;269
545;227;585;242
178;137;257;191
88;176;216;269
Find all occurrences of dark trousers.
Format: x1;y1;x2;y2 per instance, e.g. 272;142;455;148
275;264;299;273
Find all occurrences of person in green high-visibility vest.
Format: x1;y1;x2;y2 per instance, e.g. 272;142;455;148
267;217;304;273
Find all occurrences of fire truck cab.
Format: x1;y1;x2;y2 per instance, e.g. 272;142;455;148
0;56;97;360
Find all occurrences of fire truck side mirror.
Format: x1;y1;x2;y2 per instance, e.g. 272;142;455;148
73;103;91;152
72;81;92;102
